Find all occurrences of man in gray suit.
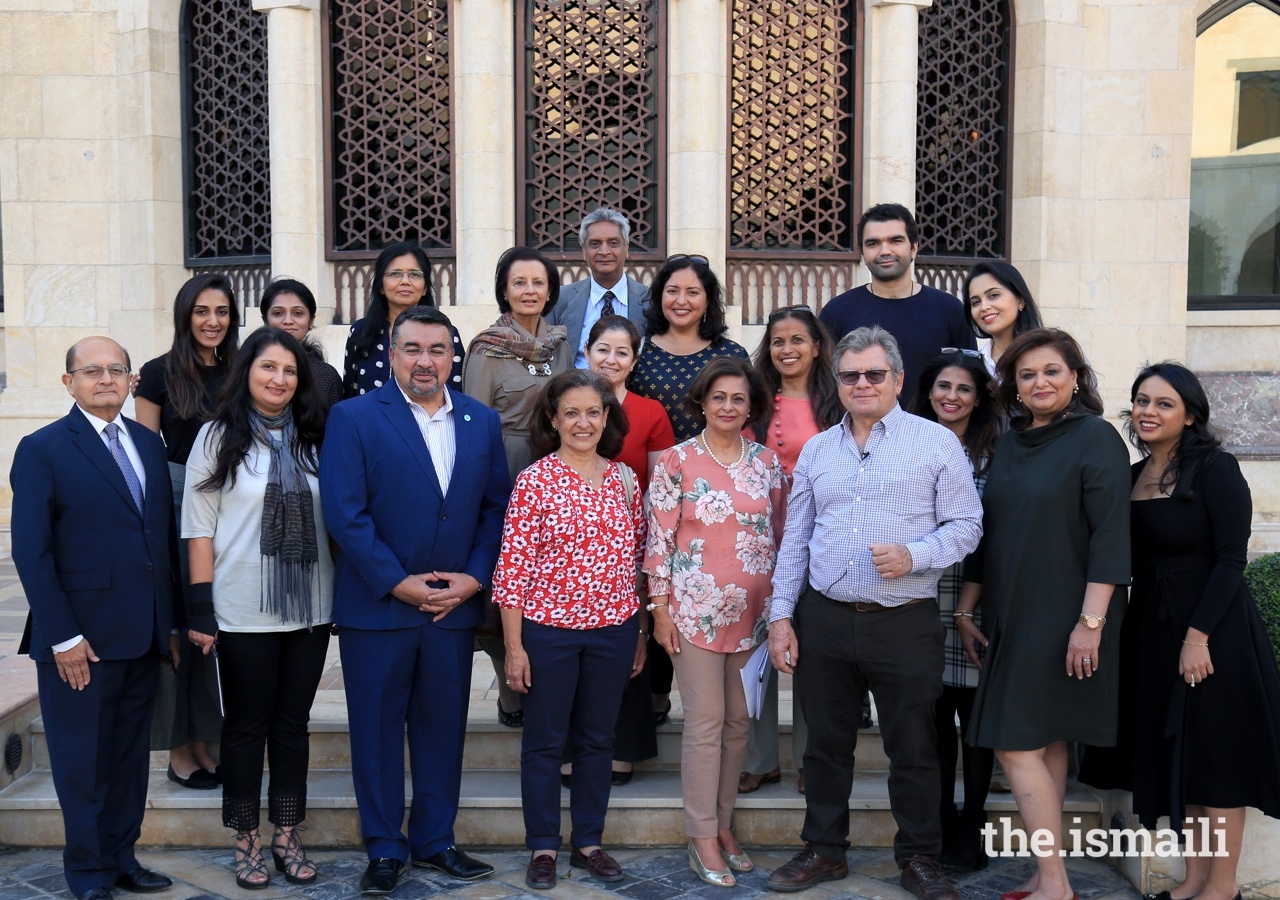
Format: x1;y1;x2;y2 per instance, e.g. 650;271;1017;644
545;207;650;367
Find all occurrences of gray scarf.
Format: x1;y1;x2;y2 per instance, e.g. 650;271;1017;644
252;408;319;627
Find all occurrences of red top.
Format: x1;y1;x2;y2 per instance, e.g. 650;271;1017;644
493;454;646;629
766;394;822;477
615;391;676;493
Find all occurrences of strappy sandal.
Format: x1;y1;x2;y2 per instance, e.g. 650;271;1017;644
234;831;270;890
271;826;317;885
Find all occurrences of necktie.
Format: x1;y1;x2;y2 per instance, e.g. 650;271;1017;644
601;290;616;317
104;423;144;514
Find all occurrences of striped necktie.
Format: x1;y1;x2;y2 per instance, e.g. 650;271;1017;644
104;423;144;513
601;290;616;317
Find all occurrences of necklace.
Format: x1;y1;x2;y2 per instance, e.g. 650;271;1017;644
700;432;746;469
867;280;918;300
558;452;603;488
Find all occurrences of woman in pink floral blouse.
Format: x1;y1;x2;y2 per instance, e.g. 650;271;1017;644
645;357;785;888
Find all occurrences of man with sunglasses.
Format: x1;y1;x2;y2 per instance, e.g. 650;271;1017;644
818;203;975;401
764;327;982;899
11;337;181;899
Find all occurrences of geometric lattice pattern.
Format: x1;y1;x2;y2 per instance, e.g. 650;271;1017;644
521;0;661;254
329;0;452;252
183;0;271;261
916;0;1011;259
729;0;856;252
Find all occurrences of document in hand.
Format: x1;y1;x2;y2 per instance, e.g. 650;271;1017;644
741;641;773;719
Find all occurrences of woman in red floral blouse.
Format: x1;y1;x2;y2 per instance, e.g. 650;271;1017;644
492;370;647;891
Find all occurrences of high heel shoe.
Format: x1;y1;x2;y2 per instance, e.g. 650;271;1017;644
720;844;753;872
688;842;734;888
234;831;270;890
271;826;317;885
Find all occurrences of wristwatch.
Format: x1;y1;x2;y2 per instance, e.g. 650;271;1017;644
1078;614;1106;630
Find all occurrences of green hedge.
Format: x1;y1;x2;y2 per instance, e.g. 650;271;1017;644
1245;552;1280;667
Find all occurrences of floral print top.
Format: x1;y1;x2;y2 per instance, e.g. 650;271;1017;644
644;437;786;653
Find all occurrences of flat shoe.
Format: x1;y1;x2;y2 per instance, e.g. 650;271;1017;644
497;700;523;728
166;763;218;790
525;853;558;890
359;858;404;895
115;866;173;893
611;770;633;786
653;699;672;726
570;847;624;882
737;768;781;793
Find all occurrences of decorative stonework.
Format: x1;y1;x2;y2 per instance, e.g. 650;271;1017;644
1199;372;1280;457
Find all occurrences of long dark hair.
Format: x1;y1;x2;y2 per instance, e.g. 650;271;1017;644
962;261;1043;341
642;256;729;342
350;243;434;360
163;274;241;420
910;351;1001;476
751;308;842;440
196;328;327;491
1121;361;1221;499
996;328;1104;428
530;370;628;459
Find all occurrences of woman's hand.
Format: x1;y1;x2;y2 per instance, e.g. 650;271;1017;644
187;629;217;656
504;644;532;694
956;617;987;668
631;632;648;678
650;602;680;655
1179;629;1213;686
1066;623;1102;679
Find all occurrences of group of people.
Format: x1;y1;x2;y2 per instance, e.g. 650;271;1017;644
11;202;1280;900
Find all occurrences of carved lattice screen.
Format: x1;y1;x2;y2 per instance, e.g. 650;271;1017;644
728;0;857;252
183;0;271;264
915;0;1012;260
518;0;663;255
328;0;453;253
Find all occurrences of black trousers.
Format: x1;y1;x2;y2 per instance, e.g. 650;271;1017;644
935;685;994;828
796;587;944;865
216;627;331;831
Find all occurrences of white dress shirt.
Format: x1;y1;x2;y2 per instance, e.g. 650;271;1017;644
575;277;632;368
396;382;457;496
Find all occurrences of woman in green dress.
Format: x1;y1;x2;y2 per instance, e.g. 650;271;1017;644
953;328;1130;900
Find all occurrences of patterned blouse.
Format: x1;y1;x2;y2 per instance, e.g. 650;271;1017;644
629;340;750;442
938;450;989;688
492;455;646;629
644;437;786;653
342;317;465;399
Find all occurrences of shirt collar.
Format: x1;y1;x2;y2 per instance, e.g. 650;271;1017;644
77;405;128;437
589;277;629;309
396;381;453;419
841;403;903;437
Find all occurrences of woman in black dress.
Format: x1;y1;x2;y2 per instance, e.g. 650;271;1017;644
260;279;342;409
1120;362;1280;900
954;328;1130;900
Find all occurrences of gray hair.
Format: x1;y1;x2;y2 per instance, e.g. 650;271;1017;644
832;326;904;375
578;207;632;246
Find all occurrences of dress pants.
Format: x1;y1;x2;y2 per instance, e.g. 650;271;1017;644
340;623;474;862
521;617;636;850
796;586;944;864
670;633;752;837
935;685;994;830
38;654;159;897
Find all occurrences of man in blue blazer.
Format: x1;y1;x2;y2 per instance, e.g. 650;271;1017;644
544;207;650;367
11;337;181;900
321;306;511;896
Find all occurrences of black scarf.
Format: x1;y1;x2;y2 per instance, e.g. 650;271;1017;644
252;408;319;627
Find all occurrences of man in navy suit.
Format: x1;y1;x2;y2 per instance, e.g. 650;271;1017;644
11;337;181;900
321;306;511;896
545;207;651;367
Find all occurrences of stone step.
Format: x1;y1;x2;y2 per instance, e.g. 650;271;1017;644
0;765;1103;849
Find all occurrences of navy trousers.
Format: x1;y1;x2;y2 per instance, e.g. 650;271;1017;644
520;616;637;851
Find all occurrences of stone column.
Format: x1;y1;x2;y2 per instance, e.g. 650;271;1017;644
253;0;327;321
862;0;931;212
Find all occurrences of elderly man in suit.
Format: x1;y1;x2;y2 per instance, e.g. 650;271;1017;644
545;207;650;367
11;336;181;900
321;305;512;896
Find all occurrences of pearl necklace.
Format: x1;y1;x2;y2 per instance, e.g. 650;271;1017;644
700;432;746;469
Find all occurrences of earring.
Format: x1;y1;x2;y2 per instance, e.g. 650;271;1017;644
1016;395;1023;405
1073;383;1079;395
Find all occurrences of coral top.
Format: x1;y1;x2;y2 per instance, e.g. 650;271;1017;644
614;391;676;494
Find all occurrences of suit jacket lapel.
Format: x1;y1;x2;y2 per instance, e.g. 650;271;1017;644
379;384;445;501
125;418;166;523
69;406;144;518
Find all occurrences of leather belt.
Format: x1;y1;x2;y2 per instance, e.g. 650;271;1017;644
849;597;933;613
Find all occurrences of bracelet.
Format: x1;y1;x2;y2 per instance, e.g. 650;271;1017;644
646;602;669;612
952;610;975;619
638;629;649;639
1183;640;1208;647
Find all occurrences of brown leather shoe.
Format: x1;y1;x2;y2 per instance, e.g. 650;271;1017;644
525;853;557;890
766;844;848;892
570;847;624;882
899;856;960;900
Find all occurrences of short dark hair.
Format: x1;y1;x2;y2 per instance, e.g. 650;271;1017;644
586;314;642;356
996;327;1104;426
961;261;1043;340
494;247;561;315
259;278;318;321
529;369;628;458
857;202;918;248
391;305;455;346
683;357;771;429
642;256;729;342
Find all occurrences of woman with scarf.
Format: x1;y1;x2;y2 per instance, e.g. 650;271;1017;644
464;247;573;727
183;328;333;890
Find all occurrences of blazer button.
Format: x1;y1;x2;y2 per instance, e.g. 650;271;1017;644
440;514;447;520
146;563;154;571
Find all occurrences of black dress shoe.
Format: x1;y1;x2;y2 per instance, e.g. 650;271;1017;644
611;770;633;786
166;764;218;790
115;867;173;893
79;890;113;900
360;858;404;895
412;846;494;880
497;701;524;728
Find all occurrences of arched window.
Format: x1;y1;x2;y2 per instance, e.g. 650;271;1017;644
727;0;859;323
915;0;1013;297
326;0;455;318
517;0;664;282
181;0;272;306
1188;0;1280;309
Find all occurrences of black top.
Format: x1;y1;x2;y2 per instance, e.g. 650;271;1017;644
342;317;465;399
818;283;975;401
628;340;750;442
136;355;226;465
307;351;343;409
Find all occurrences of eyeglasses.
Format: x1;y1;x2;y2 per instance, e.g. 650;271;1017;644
385;269;426;282
941;347;983;358
68;364;131;379
767;304;814;320
837;369;890;386
665;254;710;266
393;345;449;360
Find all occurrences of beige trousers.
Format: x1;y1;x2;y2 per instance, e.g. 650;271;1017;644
671;632;753;837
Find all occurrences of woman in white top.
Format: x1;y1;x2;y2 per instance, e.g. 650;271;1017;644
183;328;333;890
962;261;1044;376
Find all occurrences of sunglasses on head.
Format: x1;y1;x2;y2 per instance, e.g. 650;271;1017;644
941;347;983;358
767;304;814;321
665;253;710;266
837;368;890;386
